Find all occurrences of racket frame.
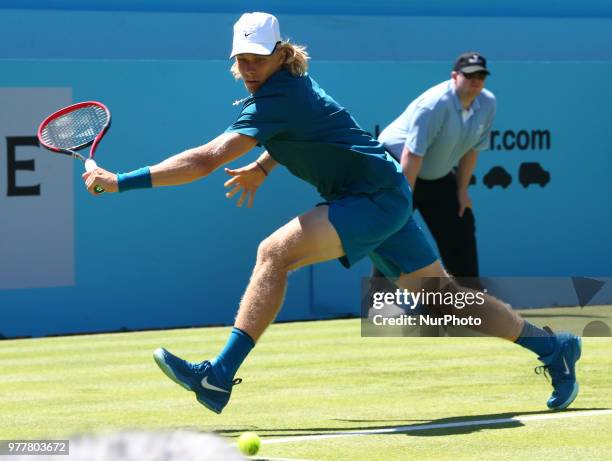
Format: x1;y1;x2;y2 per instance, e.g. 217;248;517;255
37;101;111;194
37;101;111;161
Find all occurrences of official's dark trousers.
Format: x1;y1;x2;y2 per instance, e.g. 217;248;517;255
413;172;479;277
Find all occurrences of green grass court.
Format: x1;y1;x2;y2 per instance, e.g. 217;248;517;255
1;315;611;460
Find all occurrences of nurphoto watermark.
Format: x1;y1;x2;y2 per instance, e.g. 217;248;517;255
361;277;611;337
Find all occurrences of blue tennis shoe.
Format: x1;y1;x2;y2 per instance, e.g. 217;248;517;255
153;347;241;414
535;327;582;411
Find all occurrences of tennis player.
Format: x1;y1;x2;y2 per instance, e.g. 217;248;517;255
83;12;581;414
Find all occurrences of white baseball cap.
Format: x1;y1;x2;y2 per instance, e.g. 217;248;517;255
230;12;281;58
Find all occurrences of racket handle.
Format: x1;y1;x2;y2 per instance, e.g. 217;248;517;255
84;159;105;194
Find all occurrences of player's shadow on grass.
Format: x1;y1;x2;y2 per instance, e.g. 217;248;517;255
212;408;609;438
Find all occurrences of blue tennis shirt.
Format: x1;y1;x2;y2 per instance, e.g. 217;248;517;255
379;80;496;180
226;70;404;201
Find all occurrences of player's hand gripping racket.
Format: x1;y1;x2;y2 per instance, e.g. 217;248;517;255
37;101;111;194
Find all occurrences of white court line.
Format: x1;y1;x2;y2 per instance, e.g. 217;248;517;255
263;409;612;445
250;457;316;461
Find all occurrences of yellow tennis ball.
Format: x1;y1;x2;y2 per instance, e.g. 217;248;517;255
237;432;261;456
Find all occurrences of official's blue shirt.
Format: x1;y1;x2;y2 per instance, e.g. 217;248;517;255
226;70;404;201
378;80;496;180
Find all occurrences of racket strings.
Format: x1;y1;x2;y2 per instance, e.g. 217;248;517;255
41;105;109;150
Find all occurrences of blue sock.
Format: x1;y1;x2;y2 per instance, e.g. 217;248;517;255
515;321;556;359
211;327;255;383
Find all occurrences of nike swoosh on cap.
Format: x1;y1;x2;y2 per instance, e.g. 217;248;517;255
201;376;230;393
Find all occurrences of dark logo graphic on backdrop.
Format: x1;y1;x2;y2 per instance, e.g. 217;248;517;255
519;162;550;188
482;163;551;189
486;129;552;188
489;129;551;151
483;166;512;189
4;136;41;196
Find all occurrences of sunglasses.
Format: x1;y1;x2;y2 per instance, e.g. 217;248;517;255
461;71;488;80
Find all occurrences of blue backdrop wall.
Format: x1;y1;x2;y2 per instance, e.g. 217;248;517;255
0;2;610;337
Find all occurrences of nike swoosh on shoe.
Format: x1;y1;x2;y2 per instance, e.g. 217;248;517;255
201;376;230;394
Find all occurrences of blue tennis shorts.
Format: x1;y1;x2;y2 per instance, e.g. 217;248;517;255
327;180;438;278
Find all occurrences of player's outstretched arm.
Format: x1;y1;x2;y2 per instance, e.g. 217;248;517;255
82;133;257;195
224;151;278;208
149;133;257;187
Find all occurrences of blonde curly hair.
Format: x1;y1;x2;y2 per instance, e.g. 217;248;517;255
230;41;310;79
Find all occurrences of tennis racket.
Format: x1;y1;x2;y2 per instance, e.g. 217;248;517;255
37;101;111;194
